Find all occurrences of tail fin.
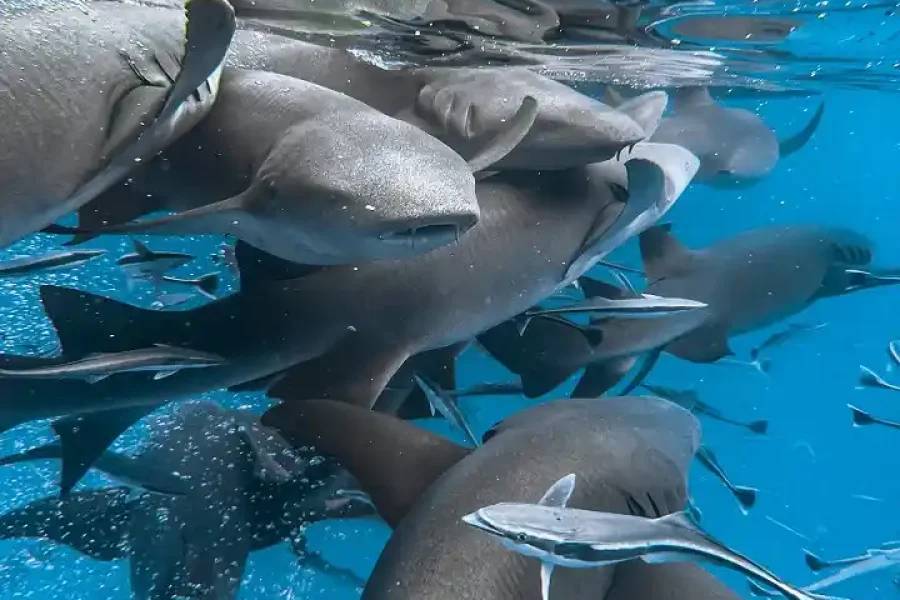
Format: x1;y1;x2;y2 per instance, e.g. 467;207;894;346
748;420;769;435
804;550;829;572
39;285;191;356
732;486;758;513
848;404;875;426
779;102;825;158
194;272;219;297
756;358;773;374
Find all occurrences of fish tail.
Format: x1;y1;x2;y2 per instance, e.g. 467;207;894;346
732;486;758;512
848;404;876;427
39;285;195;356
747;420;769;435
194;272;220;297
803;550;830;572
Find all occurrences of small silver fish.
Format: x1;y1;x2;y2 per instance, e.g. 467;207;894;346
414;374;480;447
696;445;757;513
642;383;768;435
751;322;828;359
517;294;708;334
750;546;900;597
0;344;226;383
464;475;842;600
849;404;900;431
858;365;900;392
0;249;106;277
118;239;193;285
158;273;219;299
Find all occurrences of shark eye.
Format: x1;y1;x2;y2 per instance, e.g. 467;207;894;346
515;533;528;543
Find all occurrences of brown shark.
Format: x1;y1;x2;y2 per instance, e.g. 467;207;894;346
587;224;900;392
0;0;235;246
43;70;540;264
648;87;825;186
225;28;661;170
259;394;740;599
0;147;694;493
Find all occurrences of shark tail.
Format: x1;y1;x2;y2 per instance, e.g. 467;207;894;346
803;549;830;572
39;285;195;356
848;404;876;427
778;102;825;158
748;420;769;435
732;485;758;512
194;272;220;297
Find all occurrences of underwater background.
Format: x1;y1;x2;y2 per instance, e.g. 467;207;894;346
0;0;899;598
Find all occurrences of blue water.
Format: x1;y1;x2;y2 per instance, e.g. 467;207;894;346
1;13;899;599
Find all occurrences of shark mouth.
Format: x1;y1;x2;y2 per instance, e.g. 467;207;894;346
378;221;473;248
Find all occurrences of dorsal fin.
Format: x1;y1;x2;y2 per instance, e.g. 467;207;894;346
131;238;153;259
671;87;714;112
261;399;471;527
234;241;322;288
639;225;695;283
615;91;668;138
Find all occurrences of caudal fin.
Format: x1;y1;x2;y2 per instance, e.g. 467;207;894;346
848;404;876;426
615;91;668;138
194;272;220;298
804;549;829;572
732;485;758;512
748;420;769;435
39;285;192;356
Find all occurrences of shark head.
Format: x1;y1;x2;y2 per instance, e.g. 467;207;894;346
245;111;481;262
